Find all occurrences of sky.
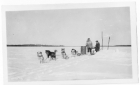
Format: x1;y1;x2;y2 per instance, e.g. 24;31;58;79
6;7;131;46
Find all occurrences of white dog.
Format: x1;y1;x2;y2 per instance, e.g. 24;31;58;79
61;48;69;59
91;48;95;55
37;51;44;63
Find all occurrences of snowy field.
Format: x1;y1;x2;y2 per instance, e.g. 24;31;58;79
7;47;132;81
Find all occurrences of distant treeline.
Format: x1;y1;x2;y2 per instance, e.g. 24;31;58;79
7;44;131;47
101;45;131;47
7;44;64;47
114;45;131;47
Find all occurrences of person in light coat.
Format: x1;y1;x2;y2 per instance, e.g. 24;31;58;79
86;38;93;55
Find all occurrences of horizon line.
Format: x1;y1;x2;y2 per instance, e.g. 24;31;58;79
7;44;131;47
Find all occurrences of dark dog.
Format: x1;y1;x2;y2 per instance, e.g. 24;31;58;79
37;51;44;63
45;50;57;60
50;50;57;60
61;48;69;59
45;50;51;58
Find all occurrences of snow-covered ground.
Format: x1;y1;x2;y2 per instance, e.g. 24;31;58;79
7;47;132;81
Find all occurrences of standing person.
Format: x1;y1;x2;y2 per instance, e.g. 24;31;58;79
95;40;100;52
86;38;93;55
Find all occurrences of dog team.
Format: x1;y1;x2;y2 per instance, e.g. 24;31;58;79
37;48;81;63
37;38;100;63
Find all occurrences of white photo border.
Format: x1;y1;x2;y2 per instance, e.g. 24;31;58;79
2;2;138;85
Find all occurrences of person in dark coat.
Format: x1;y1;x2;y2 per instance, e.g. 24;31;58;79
95;40;100;52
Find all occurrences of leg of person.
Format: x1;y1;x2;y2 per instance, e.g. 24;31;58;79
95;47;97;52
87;48;90;55
89;48;92;55
97;47;100;52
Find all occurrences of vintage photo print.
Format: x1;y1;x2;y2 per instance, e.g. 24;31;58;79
2;2;138;85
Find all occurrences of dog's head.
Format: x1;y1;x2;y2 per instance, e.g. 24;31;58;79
54;50;57;53
37;51;43;57
37;51;42;54
45;50;50;53
71;49;74;52
45;50;51;55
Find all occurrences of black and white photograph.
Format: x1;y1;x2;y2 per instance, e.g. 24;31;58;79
2;2;138;85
